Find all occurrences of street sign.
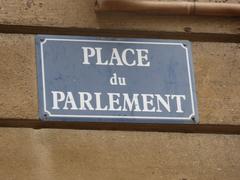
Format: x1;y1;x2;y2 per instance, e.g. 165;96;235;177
36;35;199;124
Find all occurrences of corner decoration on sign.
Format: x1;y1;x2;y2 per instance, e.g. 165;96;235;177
36;35;199;124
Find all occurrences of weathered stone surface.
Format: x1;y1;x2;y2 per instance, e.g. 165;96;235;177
0;34;38;120
0;1;239;180
0;128;239;180
0;0;239;35
193;42;240;124
0;34;239;125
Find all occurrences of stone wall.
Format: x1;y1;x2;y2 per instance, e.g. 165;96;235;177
0;0;239;179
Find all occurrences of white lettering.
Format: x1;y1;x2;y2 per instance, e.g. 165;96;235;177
122;93;141;112
110;73;118;85
109;48;123;66
63;92;78;110
155;94;171;112
95;47;108;65
82;47;96;65
52;91;65;110
108;93;122;111
142;94;155;112
51;91;187;114
171;95;186;113
136;49;150;67
121;49;136;66
78;92;94;110
94;92;108;111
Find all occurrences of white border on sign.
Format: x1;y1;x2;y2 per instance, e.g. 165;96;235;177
40;38;195;120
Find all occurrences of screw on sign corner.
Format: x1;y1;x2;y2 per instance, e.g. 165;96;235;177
43;113;48;120
191;115;196;122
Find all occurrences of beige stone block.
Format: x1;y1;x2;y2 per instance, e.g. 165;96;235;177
0;0;239;35
0;128;239;180
193;42;240;124
0;34;38;120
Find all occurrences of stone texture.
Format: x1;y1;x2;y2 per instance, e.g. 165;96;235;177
0;128;239;180
0;0;239;35
193;42;240;124
0;34;38;120
0;1;239;179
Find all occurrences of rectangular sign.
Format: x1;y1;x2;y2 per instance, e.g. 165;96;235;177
36;35;199;124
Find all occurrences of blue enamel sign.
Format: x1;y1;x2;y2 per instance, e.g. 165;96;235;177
36;35;198;124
